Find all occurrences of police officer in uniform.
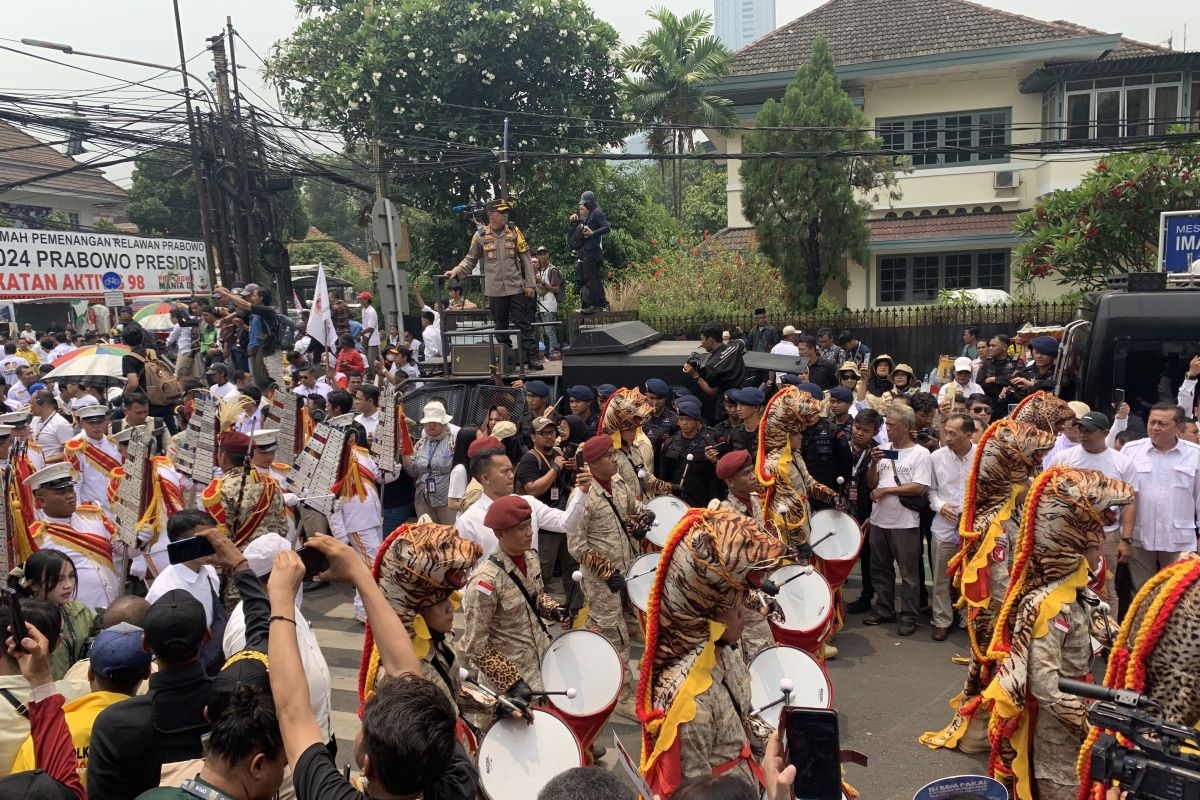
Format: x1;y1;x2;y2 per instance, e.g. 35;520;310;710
795;383;852;512
642;378;678;459
659;397;720;508
444;198;543;370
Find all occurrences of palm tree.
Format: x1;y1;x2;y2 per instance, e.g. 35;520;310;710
620;8;738;221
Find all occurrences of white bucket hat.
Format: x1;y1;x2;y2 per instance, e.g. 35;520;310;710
420;402;453;425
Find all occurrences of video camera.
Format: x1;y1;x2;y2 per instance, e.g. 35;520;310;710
1059;678;1200;800
452;203;488;227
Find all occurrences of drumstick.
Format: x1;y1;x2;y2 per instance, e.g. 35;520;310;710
750;678;796;718
564;569;583;616
457;668;526;717
760;565;815;597
1096;600;1115;646
539;688;578;699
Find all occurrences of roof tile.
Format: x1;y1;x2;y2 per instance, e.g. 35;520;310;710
0;121;127;201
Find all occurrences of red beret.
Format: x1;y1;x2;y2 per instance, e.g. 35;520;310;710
467;436;502;458
220;431;251;456
580;434;613;464
483;494;532;530
716;449;752;481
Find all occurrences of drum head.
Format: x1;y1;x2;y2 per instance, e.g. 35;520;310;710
645;495;689;547
478;708;583;800
540;630;622;717
625;553;660;613
809;509;863;562
770;565;832;632
749;645;833;729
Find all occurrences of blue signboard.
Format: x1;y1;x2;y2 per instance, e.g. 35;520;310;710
913;775;1008;800
1160;211;1200;273
101;271;123;290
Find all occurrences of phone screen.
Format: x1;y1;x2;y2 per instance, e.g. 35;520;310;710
1111;388;1125;411
880;449;899;460
782;707;842;800
299;546;331;580
167;535;217;565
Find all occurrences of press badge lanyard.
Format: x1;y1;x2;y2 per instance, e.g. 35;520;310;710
180;778;240;800
425;439;440;496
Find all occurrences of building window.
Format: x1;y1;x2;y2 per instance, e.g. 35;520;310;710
875;250;1010;305
878;108;1011;168
1058;73;1183;141
67;212;81;230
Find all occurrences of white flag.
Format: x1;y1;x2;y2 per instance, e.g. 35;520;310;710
306;263;338;352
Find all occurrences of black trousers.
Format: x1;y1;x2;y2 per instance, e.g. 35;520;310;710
490;293;539;361
579;250;607;309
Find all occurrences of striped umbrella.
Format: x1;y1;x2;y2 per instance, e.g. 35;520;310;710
44;344;133;386
133;302;178;331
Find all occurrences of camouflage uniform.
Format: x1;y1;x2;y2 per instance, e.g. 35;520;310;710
679;644;761;792
459;548;562;693
1028;598;1093;800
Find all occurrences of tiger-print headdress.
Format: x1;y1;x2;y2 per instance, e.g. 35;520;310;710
599;387;652;445
754;386;822;541
981;466;1133;799
1077;555;1200;800
358;522;483;705
1010;390;1075;434
637;508;787;796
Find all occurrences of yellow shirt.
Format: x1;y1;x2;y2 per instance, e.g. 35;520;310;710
16;347;38;365
10;690;130;787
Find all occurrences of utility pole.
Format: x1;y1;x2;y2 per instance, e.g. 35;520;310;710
209;31;252;284
499;117;510;199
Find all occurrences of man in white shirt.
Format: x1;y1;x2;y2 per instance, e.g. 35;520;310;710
770;325;801;358
1041;401;1089;467
456;440;590;561
864;405;934;636
207;363;237;400
946;357;983;400
1179;354;1199;420
927;413;976;641
420;307;442;361
1117;402;1200;591
166;321;193;377
354;384;382;441
46;334;73;363
145;509;223;628
293;365;331;399
1047;410;1137;617
30;389;74;464
1;342;26;386
6;364;36;410
358;291;381;369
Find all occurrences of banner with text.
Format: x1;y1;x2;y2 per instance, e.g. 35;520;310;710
0;229;210;299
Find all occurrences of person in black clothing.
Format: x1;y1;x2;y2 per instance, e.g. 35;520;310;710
515;416;580;610
88;525;267;799
796;334;836;390
799;394;853;513
118;306;158;349
1009;334;1070;403
571;191;611;313
845;409;883;614
659;397;721;508
517;380;554;449
120;331;179;434
977;333;1017;420
112;391;171;451
728;386;764;460
642;378;679;458
707;390;741;457
683;322;747;423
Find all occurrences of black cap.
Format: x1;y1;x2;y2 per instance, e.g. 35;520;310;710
485;198;512;212
208;650;271;722
143;589;207;661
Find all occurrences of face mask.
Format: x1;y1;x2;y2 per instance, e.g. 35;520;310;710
840;375;857;388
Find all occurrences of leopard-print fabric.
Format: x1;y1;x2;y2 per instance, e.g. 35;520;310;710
986;467;1134;799
754;387;828;545
645;509;788;712
376;522;483;629
1010;390;1075;437
600;387;654;434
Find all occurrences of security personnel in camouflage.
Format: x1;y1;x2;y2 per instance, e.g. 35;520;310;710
444;198;542;369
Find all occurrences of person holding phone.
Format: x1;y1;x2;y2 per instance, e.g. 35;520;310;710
8;550;94;680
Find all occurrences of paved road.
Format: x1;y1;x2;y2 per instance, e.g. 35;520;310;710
301;579;991;799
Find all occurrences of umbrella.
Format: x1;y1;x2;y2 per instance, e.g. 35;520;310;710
44;344;133;387
133;302;178;332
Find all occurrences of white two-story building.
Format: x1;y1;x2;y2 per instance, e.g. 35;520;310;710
709;0;1199;307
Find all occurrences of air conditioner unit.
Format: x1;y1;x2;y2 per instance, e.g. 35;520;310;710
993;170;1020;189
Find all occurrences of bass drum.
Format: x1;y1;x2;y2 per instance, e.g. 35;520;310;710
477;708;583;800
748;645;833;730
644;495;689;549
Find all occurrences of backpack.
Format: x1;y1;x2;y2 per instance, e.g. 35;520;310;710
259;309;290;356
549;266;566;306
136;349;184;406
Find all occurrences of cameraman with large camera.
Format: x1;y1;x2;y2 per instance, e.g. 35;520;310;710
443;198;543;370
682;322;747;423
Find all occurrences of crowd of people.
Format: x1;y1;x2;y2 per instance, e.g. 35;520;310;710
3;281;1200;800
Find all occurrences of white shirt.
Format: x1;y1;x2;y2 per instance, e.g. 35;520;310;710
32;413;74;459
38;512;119;611
48;343;72;362
946;379;983;400
166;324;192;354
329;450;383;536
448;464;468;501
770;340;800;358
456;488;588;561
421;305;443;360
361;305;381;347
1;354;27;385
1121;437;1200;552
209;381;237;400
1180;376;1197;420
1047;444;1135;531
6;382;30;409
869;442;933;530
147;563;221;625
224;600;332;740
69;434;123;511
355;410;381;440
407;338;423;360
927;444;975;542
1041;432;1078;468
535;265;559;313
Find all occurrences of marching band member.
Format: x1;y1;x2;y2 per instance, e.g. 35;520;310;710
568;434;643;719
24;462;120;610
460;495;569;708
107;426;186;581
598;387;669;501
327;416;384;621
29;388;73;464
201;431;286;550
2;409;46;470
249;429;301;545
64;405;123;514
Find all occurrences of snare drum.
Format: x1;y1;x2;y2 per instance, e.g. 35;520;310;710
540;630;622;753
645;495;689;548
767;564;834;657
625;553;660;614
808;509;863;590
749;645;833;729
477;708;583;800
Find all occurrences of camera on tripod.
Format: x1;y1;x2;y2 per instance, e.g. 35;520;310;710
1058;678;1200;800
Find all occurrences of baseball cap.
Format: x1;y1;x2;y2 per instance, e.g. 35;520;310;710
535;245;549;254
782;325;798;336
1078;411;1111;431
531;416;556;432
243;532;292;578
237;283;262;297
954;356;974;373
357;291;373;302
579;191;595;205
90;622;153;678
143;590;208;662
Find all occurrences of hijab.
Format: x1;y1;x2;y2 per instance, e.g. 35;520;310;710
866;354;894;396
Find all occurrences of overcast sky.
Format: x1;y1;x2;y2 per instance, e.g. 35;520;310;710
2;0;1198;186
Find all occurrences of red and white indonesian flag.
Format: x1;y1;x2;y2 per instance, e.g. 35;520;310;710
306;263;339;353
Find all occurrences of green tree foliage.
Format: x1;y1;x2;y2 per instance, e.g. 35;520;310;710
125;149;200;238
1015;142;1200;290
268;0;628;213
620;8;737;219
739;36;901;310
